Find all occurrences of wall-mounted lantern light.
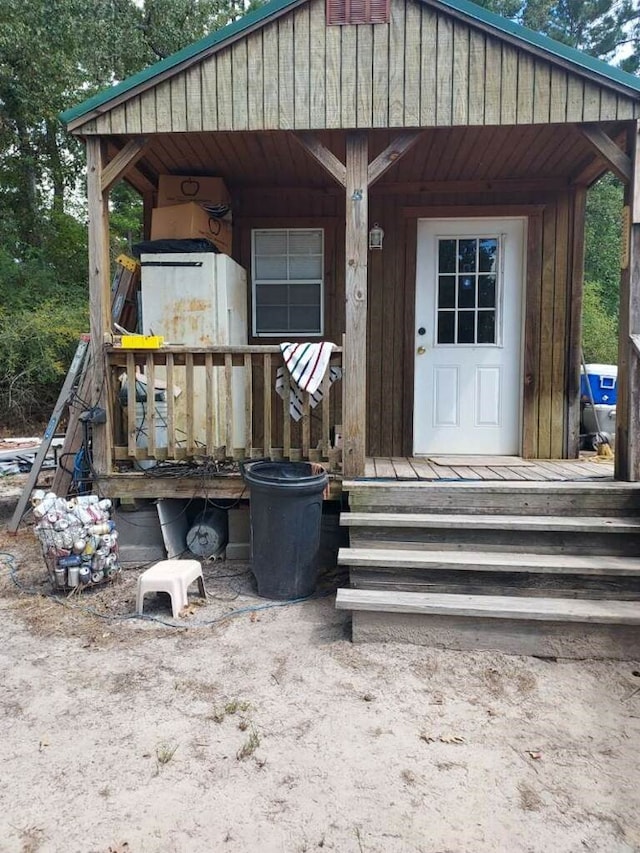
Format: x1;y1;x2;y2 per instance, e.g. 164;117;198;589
368;222;384;250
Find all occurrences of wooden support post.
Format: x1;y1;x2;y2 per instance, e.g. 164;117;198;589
616;122;640;481
86;137;112;476
565;186;587;458
343;132;369;477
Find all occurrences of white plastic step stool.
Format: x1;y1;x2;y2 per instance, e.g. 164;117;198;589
136;559;206;618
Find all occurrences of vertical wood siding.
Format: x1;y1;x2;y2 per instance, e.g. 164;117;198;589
231;184;580;459
87;0;638;135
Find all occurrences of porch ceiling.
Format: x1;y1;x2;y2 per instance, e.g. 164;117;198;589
106;122;628;196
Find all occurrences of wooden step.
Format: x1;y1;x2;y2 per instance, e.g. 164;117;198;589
344;480;640;517
339;547;640;576
336;588;640;623
341;512;640;534
336;588;640;659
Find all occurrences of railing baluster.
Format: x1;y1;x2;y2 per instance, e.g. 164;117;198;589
282;368;291;459
322;368;331;459
126;352;137;459
166;353;175;458
186;352;195;456
263;352;271;459
244;353;252;459
225;353;234;457
205;352;214;456
302;394;310;459
146;353;156;458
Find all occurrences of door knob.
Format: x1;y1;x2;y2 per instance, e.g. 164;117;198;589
417;346;426;355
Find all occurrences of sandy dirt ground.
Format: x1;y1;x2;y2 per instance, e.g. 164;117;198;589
1;504;640;853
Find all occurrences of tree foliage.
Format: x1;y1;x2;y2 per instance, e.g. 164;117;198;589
0;0;260;429
474;0;640;70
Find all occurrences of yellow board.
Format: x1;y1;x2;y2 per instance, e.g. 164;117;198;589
119;335;164;349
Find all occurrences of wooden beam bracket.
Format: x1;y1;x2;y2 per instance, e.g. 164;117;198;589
579;124;632;184
367;131;424;187
101;137;150;193
292;132;347;187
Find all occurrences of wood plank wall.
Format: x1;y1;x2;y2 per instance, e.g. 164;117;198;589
80;0;638;135
232;185;581;460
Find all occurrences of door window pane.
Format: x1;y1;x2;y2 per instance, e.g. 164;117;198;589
458;240;476;273
458;275;476;309
438;276;456;309
437;311;455;344
478;275;496;308
477;311;496;344
479;238;498;272
438;239;456;273
435;236;500;345
457;311;475;344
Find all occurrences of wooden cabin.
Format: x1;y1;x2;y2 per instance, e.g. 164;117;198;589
61;0;640;654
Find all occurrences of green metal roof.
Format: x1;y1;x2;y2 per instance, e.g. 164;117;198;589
61;0;640;127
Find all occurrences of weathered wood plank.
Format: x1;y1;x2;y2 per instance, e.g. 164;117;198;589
338;588;640;624
549;69;567;123
566;76;584;122
522;213;543;458
516;53;534;124
419;6;437;127
435;15;453;126
263;353;272;455
215;50;234;129
200;56;218;131
86;138;111;475
146;354;157;458
170;76;187;132
356;25;374;128
325;17;341;129
185;352;195;456
247;32;264;130
343;132;369;477
340;24;357;129
533;61;551;124
262;23;279;128
404;3;421;127
483;37;502;125
309;0;326;128
451;20;469;126
467;28;485;126
166;353;176;458
294;5;310;129
500;45;518;124
551;194;569;458
186;65;203;131
139;89;158;133
244;353;253;458
126;352;137;459
388;0;405;127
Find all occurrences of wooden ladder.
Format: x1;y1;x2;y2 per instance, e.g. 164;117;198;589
8;335;91;533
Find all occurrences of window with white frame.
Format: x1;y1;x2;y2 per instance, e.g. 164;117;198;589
252;228;324;336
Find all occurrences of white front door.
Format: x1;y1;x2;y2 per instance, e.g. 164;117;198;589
413;218;526;456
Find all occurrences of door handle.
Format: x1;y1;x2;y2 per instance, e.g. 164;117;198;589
417;346;426;355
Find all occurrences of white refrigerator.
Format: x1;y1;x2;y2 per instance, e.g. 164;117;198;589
140;252;248;453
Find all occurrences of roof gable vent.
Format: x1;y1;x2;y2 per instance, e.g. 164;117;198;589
326;0;390;25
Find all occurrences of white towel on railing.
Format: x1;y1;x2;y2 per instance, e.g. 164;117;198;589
275;365;342;421
280;342;335;395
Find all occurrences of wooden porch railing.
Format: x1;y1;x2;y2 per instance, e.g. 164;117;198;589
105;345;343;472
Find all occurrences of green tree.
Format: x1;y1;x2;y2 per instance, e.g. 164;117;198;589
582;280;619;364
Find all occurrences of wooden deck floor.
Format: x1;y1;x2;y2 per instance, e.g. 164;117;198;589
364;456;616;482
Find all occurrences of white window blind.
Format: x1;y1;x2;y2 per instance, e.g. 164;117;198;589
252;229;324;336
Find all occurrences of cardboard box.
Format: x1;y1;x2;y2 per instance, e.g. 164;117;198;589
150;202;232;255
157;175;230;208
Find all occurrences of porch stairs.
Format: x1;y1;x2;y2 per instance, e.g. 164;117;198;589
336;480;640;659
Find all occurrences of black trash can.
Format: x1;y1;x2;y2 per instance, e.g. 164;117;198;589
242;461;329;600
